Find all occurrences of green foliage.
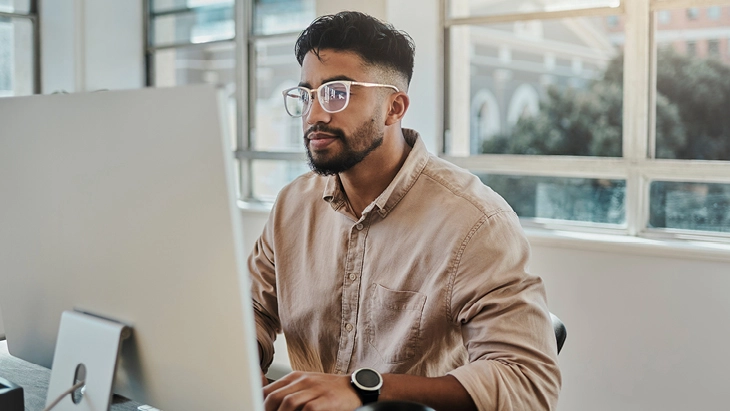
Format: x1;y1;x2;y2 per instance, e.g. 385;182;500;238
483;83;622;156
480;48;730;160
655;47;730;160
477;47;730;230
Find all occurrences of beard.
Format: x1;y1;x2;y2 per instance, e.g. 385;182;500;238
304;116;384;176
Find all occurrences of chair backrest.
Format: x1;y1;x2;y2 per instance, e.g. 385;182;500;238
550;312;567;355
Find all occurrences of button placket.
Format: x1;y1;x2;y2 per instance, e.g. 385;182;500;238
334;218;369;374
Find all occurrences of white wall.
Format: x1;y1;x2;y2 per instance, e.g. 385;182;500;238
387;0;441;153
533;245;730;410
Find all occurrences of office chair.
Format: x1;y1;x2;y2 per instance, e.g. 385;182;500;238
550;312;567;355
356;312;567;411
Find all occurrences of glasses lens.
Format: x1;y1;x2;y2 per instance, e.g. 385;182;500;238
284;88;309;117
319;82;349;112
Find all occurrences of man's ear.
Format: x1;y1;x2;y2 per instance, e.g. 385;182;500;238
384;92;409;126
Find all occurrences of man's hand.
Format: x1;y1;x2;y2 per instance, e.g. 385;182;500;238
262;371;361;411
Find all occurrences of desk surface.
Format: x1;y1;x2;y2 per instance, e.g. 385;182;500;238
0;340;139;411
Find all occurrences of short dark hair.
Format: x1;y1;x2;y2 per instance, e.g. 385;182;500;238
295;11;415;85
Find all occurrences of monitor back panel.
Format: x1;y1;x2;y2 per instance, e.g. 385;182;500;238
0;85;263;410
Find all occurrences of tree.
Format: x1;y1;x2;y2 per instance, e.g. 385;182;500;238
481;48;729;159
477;48;730;228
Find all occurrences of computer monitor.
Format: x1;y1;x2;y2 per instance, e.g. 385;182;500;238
0;85;264;410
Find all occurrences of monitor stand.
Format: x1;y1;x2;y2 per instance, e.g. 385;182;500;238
46;310;131;411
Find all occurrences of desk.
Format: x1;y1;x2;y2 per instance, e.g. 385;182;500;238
0;340;139;411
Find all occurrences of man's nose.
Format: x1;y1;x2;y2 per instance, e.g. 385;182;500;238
305;95;331;125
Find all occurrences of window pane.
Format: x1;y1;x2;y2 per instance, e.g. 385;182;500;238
0;17;33;98
152;43;237;148
252;36;304;152
251;159;309;201
650;181;730;233
151;3;234;46
475;174;626;225
448;0;619;19
253;0;315;36
0;0;30;14
654;6;730;160
151;0;233;14
448;15;623;156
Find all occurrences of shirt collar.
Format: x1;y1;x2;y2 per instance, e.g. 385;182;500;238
321;128;429;218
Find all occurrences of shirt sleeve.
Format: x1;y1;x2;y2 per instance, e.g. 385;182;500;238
446;211;562;411
248;211;280;373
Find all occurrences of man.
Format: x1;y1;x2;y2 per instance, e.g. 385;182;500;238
249;11;561;411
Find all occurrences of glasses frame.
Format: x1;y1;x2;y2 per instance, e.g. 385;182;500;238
282;80;400;118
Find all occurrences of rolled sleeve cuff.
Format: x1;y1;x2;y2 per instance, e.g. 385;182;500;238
447;360;559;411
255;316;275;373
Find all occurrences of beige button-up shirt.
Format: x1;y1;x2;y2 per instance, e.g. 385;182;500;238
249;129;561;410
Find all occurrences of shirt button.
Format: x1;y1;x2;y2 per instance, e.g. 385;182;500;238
345;323;353;332
356;223;364;230
349;274;356;281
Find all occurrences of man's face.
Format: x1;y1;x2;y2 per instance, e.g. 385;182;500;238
299;49;387;175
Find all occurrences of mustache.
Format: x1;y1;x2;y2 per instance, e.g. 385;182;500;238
304;124;345;140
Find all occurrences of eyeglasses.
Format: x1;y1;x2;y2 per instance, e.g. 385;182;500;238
282;80;399;118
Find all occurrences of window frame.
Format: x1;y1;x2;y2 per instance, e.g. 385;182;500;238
442;0;730;242
235;2;308;202
144;0;309;203
0;0;40;96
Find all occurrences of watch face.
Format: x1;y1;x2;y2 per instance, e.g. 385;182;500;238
354;368;382;390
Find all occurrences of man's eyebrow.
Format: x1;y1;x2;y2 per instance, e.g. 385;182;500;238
298;75;357;88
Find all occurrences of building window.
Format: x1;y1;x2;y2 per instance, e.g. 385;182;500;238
708;39;720;58
445;0;730;238
686;7;699;20
707;6;721;20
0;0;38;98
686;40;697;57
145;0;315;201
657;10;671;24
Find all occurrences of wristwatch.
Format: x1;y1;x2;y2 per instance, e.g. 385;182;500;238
350;368;383;404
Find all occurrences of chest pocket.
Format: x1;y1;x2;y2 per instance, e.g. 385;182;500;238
367;284;427;364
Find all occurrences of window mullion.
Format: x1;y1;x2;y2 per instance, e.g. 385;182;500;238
650;0;730;10
236;0;251;199
623;0;652;236
445;155;629;179
640;160;730;184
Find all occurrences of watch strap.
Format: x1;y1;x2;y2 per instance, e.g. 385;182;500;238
356;387;379;404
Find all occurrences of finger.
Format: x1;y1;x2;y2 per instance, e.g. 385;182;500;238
263;371;303;397
265;387;318;411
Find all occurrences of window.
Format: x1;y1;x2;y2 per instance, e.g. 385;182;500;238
146;0;237;148
686;7;699;20
445;0;730;239
657;10;671;24
707;6;721;19
685;40;696;57
145;0;315;201
247;0;315;201
0;0;38;98
708;39;720;58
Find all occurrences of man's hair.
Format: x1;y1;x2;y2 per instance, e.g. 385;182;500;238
295;11;415;86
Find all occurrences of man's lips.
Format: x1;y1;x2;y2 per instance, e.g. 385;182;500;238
306;131;338;150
